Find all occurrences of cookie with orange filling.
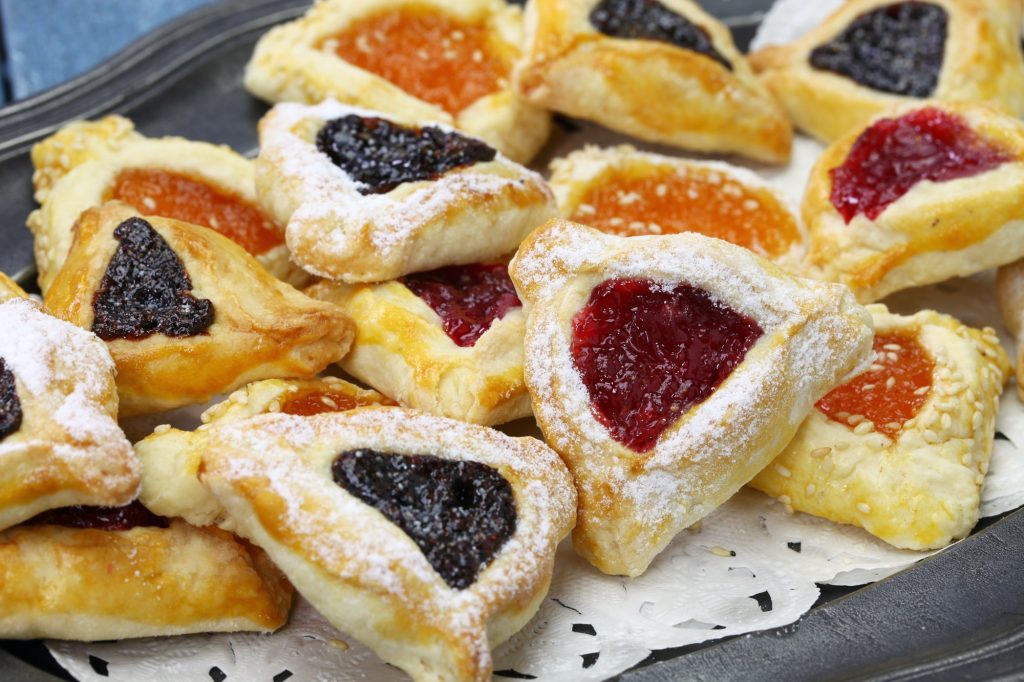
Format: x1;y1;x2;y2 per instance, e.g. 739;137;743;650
750;305;1010;550
137;377;393;527
550;146;806;270
244;0;550;163
28;116;301;293
801;102;1024;303
514;0;791;162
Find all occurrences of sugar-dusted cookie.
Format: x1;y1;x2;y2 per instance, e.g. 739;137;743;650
245;0;550;162
255;100;556;282
509;219;873;576
751;0;1024;142
550;145;806;271
0;298;139;532
514;0;792;162
307;262;530;425
44;202;354;415
751;305;1010;549
28;115;299;292
200;408;576;682
137;377;393;526
801;102;1024;303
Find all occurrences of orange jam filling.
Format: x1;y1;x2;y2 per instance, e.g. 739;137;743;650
570;165;801;258
281;388;394;416
108;168;283;256
816;331;935;439
326;6;510;115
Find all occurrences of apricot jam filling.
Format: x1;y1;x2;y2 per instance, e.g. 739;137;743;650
571;278;762;453
816;331;934;439
570;165;800;258
830;107;1012;223
108;168;283;256
281;387;394;416
325;6;511;116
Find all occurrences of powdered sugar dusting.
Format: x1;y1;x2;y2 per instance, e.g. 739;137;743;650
0;298;139;492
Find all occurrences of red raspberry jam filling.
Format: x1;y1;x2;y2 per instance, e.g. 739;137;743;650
571;279;763;452
830;107;1012;223
332;449;516;590
816;330;934;439
28;500;169;531
401;264;522;348
0;358;21;442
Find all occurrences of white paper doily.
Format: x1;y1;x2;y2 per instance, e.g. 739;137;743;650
45;3;1024;680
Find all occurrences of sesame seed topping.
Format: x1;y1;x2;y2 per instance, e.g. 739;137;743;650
810;447;831;458
853;421;874;435
856;502;871;514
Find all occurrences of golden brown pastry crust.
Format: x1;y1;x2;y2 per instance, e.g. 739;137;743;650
0;520;292;639
801;102;1024;303
307;278;531;425
244;0;551;163
255;100;557;282
43;202;354;416
509;219;874;576
514;0;792;163
750;0;1024;142
995;258;1024;397
199;408;576;682
0;298;139;532
548;144;808;271
28;115;299;293
0;273;28;302
137;377;392;526
750;305;1010;549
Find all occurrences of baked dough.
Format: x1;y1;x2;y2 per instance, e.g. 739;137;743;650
0;298;139;532
44;202;354;416
750;305;1010;549
244;0;550;163
509;219;873;576
0;520;292;639
801;102;1024;303
750;0;1024;143
995;258;1024;397
137;377;392;526
28;115;300;292
513;0;792;163
549;145;807;271
307;268;531;425
0;273;27;302
255;99;556;282
199;408;576;682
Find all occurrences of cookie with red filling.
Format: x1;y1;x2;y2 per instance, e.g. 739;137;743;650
509;219;873;576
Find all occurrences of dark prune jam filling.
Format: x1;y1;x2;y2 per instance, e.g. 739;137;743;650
830;107;1012;223
571;279;763;453
315;115;497;195
589;0;731;71
401;263;522;348
91;217;215;341
332;449;516;590
809;2;947;97
27;500;169;531
0;358;21;442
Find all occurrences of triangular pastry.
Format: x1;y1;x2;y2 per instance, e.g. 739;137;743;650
0;297;139;532
750;305;1010;549
307;261;531;425
0;507;292;640
513;0;792;162
244;0;551;163
44;202;354;415
255;99;556;282
509;219;873;576
751;0;1024;142
198;408;576;682
137;377;393;526
550;145;807;271
28;115;300;292
801;102;1024;303
0;272;27;302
